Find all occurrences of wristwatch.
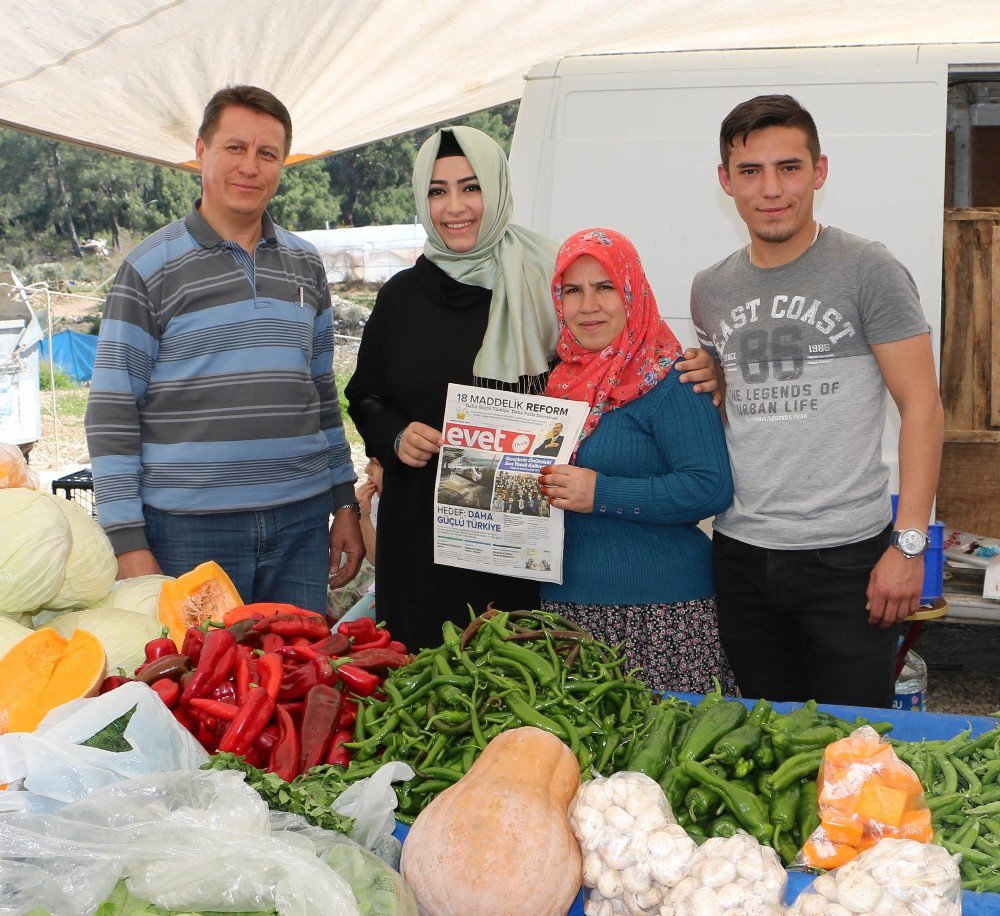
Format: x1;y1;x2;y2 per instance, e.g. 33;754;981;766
334;502;361;516
890;528;928;559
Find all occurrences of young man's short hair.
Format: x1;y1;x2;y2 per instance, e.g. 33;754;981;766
199;85;293;158
719;94;821;168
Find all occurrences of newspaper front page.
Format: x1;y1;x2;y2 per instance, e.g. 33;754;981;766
433;383;587;584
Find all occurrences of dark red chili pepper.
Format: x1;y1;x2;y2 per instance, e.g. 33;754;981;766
275;645;318;663
144;627;178;663
253;614;330;641
338;699;358;728
308;633;351;657
210;680;237;704
269;704;301;781
244;744;267;769
337;617;378;641
279;654;338;701
180;628;237;704
180;626;208;665
189;697;238;721
172;704;198;733
150;678;180;709
388;640;408;655
254;723;280;753
99;670;130;694
330;659;380;697
217;686;276;756
347;648;408;675
135;654;192;684
299;684;342;772
197;722;220;753
227;616;265;645
325;728;353;767
261;633;285;654
290;636;313;647
350;629;391;651
256;653;284;700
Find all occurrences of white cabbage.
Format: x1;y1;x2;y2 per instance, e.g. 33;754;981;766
45;495;118;611
0;488;72;616
49;608;163;674
87;575;173;619
0;615;32;660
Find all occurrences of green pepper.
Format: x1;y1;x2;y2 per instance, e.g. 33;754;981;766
757;771;775;799
658;764;693;813
686;785;721;823
709;814;742;838
625;704;680;781
685;823;709;845
769;783;800;832
733;757;755;779
752;735;775;770
678;700;748;764
772;725;842;759
770;701;819;734
682;759;773;846
797;780;820;841
765;749;824;793
773;829;800;866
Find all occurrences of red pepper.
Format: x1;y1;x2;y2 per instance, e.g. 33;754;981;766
346;648;408;675
151;678;180;709
217;686;276;756
331;659;380;697
253;614;330;641
235;657;252;702
144;627;178;663
290;636;313;647
308;633;351;657
337;617;378;641
279;654;338;700
268;704;301;781
254;723;280;753
299;684;342;772
197;722;220;753
180;628;237;704
350;629;391;651
180;626;208;665
135;654;192;684
223;603;321;627
189;697;238;721
338;699;358;728
388;640;409;655
99;671;130;694
256;652;284;700
261;633;286;654
274;645;318;664
172;704;198;733
227;616;265;645
325;728;353;767
210;680;237;704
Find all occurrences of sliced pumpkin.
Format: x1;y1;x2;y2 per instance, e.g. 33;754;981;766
0;627;106;734
157;560;243;648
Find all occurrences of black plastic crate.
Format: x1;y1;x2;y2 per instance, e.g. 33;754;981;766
51;467;96;517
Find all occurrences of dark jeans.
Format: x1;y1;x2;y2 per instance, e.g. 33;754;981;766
144;491;333;615
712;526;897;707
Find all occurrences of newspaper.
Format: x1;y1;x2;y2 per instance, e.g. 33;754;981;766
433;383;588;583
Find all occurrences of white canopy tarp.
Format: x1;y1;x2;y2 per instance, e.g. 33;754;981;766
1;1;998;168
295;223;426;283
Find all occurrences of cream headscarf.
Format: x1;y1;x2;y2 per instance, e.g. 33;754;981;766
412;126;559;387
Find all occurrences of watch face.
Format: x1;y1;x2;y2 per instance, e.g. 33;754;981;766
897;529;927;557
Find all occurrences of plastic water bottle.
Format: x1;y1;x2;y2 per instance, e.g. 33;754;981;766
894;649;928;712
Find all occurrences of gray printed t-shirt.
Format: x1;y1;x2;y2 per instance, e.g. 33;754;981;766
690;227;929;550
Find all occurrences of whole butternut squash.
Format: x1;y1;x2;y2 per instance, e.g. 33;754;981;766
400;726;582;916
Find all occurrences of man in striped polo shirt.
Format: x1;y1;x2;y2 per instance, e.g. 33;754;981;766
85;86;363;614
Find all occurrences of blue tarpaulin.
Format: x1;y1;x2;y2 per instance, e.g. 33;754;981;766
39;330;98;383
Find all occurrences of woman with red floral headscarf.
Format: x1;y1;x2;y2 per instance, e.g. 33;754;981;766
538;228;736;692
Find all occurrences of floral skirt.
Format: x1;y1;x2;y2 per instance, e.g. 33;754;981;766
540;595;737;695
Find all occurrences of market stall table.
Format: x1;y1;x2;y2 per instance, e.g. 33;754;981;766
394;694;1000;914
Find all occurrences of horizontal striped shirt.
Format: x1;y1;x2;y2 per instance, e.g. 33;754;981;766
85;203;356;553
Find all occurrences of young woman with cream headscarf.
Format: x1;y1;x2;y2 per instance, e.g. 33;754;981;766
345;126;559;650
538;228;737;693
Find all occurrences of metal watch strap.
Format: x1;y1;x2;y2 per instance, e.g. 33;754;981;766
334;502;361;515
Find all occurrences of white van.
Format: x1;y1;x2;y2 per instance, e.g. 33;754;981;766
508;42;1000;489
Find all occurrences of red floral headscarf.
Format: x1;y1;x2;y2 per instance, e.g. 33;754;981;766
545;228;683;445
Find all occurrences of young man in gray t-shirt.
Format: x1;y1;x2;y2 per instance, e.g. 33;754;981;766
689;95;943;707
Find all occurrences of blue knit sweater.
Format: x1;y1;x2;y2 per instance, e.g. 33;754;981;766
540;371;733;606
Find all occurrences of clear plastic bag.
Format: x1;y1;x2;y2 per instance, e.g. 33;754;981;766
569;770;698;915
660;831;787;916
797;726;933;871
0;768;419;916
0;442;38;489
0;681;208;812
788;837;962;915
330;759;414;867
